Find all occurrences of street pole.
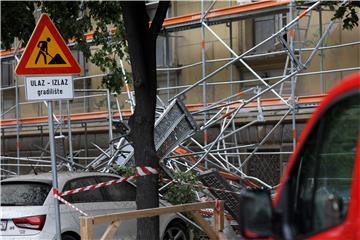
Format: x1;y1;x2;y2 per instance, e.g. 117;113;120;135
47;100;62;240
67;100;74;166
319;7;324;93
15;64;20;175
290;0;297;150
201;0;208;168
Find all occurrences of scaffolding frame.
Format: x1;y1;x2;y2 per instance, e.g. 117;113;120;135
1;0;359;189
155;0;359;189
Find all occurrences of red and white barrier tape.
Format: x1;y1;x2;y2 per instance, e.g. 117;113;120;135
52;166;158;215
52;166;242;215
58;175;136;197
53;189;88;216
199;209;214;217
57;166;159;197
136;166;159;175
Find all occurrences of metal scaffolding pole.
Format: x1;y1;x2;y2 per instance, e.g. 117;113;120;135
195;87;254;115
290;0;297;150
47;101;62;240
165;32;171;101
319;6;324;93
67;100;74;165
106;89;113;156
201;0;208;168
227;8;241;167
120;59;134;113
14;42;21;175
164;144;256;159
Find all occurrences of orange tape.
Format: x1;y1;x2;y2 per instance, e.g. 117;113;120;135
237;91;245;97
222;112;232;119
293;129;297;140
203;131;208;142
299;10;307;19
289;28;294;39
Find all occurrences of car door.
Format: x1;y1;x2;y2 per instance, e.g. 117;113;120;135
62;176;110;239
96;176;137;239
275;89;360;239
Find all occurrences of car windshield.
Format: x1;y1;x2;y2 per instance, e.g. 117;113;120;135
0;182;51;206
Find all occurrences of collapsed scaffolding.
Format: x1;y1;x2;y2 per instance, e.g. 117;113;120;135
1;1;360;220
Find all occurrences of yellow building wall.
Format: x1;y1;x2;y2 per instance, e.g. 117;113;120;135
296;10;360;95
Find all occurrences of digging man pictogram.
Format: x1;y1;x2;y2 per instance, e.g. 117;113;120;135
35;37;51;64
35;37;66;65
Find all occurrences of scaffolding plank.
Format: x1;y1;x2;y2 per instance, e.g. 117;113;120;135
154;99;197;159
198;169;242;225
0;95;324;128
163;0;290;32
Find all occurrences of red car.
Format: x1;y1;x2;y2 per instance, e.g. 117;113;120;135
239;72;360;240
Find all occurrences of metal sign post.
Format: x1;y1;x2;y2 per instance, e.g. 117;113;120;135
47;101;62;240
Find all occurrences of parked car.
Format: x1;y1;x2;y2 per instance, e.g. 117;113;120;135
239;72;360;239
0;172;189;240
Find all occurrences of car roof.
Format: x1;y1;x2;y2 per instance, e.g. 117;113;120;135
1;171;120;189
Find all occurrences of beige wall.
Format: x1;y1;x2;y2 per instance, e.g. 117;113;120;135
296;10;360;95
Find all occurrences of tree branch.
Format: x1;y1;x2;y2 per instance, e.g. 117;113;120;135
149;1;170;40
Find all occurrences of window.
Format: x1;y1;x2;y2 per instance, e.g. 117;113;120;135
0;182;51;206
97;176;136;202
1;59;14;87
63;177;104;203
290;92;359;236
253;13;287;53
146;2;171;67
71;50;86;76
156;35;172;67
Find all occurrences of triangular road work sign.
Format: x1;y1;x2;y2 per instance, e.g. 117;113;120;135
16;13;81;75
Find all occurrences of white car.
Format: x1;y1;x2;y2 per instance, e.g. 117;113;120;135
0;172;189;240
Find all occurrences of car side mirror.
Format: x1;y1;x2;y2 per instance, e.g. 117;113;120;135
239;189;273;239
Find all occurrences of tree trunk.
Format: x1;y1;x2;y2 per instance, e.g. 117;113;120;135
121;2;169;240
